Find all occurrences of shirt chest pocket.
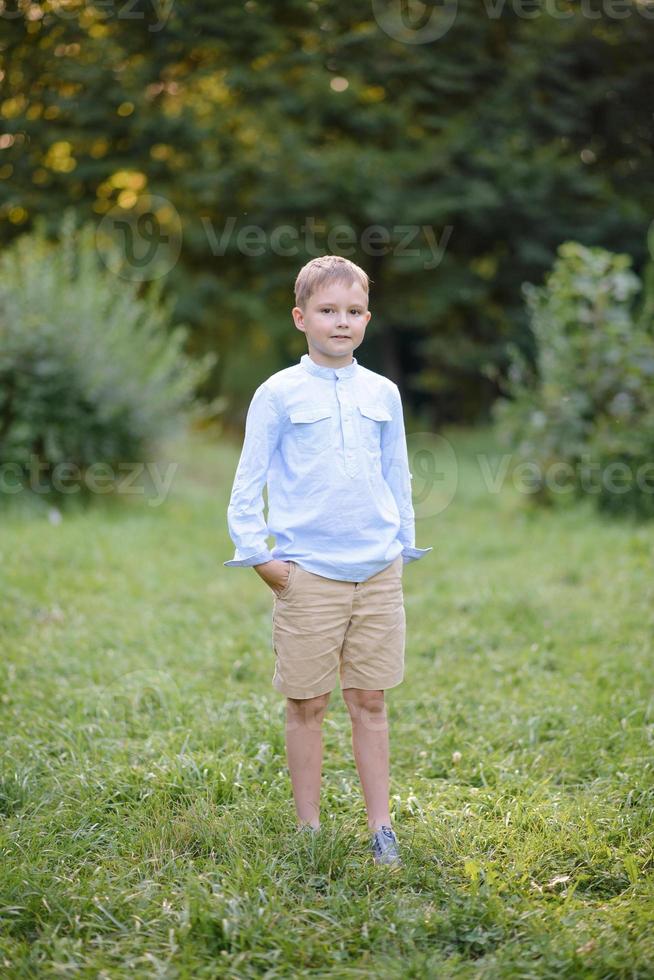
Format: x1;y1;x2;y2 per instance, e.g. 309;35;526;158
288;405;334;454
357;401;392;453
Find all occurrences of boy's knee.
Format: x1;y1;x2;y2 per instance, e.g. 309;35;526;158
286;691;331;730
342;687;385;721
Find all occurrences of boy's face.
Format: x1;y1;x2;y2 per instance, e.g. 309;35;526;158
292;279;372;368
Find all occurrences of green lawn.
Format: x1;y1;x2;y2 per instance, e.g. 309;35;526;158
1;425;653;978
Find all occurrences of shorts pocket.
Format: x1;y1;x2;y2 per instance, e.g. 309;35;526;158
357;400;392;453
289;405;333;454
272;560;296;599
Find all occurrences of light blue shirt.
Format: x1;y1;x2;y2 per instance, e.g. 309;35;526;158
224;352;433;582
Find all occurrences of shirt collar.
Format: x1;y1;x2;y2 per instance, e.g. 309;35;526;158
300;352;358;380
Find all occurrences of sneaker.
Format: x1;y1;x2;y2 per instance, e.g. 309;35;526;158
370;825;402;867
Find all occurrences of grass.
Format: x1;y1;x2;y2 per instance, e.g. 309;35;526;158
1;423;653;978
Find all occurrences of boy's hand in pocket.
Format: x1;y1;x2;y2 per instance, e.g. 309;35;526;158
253;558;291;594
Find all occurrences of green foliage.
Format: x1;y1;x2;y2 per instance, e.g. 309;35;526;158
2;1;654;420
0;210;216;497
493;241;654;519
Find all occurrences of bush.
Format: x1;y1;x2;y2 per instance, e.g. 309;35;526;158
0;210;216;500
492;240;654;520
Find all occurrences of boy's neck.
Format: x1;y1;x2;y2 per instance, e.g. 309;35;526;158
306;349;354;369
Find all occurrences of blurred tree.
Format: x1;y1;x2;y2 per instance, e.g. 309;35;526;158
492;239;654;520
1;0;653;426
0;209;216;499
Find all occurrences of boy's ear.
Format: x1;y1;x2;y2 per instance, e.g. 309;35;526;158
292;306;306;332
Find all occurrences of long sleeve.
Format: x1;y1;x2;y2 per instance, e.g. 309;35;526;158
381;384;433;565
224;383;282;567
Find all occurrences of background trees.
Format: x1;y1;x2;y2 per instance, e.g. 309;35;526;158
1;0;653;425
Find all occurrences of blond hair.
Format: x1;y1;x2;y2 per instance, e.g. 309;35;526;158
294;255;371;310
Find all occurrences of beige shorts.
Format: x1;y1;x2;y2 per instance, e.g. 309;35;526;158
270;555;405;699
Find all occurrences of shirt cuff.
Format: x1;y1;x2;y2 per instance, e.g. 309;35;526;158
401;545;433;564
224;548;274;567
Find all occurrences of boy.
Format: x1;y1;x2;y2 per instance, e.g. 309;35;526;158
224;255;432;867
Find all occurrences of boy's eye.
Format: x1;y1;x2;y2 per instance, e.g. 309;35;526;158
320;308;363;314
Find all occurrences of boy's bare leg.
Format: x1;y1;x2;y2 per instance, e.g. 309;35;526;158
342;688;392;831
285;692;331;829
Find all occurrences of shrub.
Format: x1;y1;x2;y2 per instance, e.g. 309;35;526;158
0;209;216;500
492;241;654;520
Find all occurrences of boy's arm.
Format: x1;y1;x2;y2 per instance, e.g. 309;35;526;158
381;383;433;564
223;383;282;568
